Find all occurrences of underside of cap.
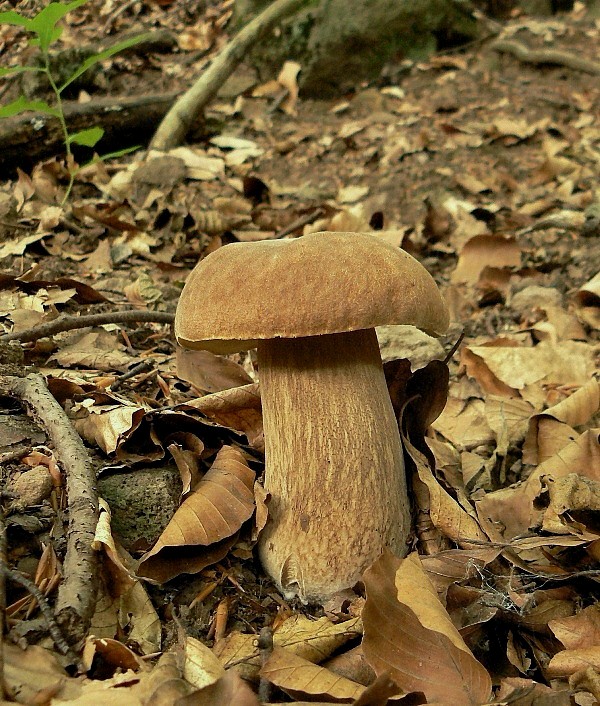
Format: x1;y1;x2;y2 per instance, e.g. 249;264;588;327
175;231;449;353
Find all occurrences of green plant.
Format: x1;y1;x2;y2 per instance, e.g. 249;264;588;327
0;0;148;203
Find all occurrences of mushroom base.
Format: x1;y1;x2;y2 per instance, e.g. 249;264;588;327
257;328;410;602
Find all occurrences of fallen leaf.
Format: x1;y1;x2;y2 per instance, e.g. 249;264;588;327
176;346;253;393
137;446;255;582
362;551;492;704
260;646;365;702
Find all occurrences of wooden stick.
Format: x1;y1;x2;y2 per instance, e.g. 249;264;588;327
0;373;99;646
150;0;306;150
0;310;174;344
491;39;600;75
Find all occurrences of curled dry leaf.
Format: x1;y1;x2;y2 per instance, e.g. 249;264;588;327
91;499;161;654
186;382;264;452
362;551;492;705
576;271;600;329
476;429;600;542
184;636;226;689
136;651;192;703
259;646;365;702
541;473;600;534
524;377;600;464
403;434;488;547
137;446;255;582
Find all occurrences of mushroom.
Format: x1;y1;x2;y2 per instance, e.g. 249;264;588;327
175;231;448;601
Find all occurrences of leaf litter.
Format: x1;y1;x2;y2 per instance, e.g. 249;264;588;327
0;0;599;704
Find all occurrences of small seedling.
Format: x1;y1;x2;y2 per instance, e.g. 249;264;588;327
0;0;148;203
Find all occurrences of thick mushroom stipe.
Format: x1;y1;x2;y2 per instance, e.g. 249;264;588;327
258;328;409;601
175;232;449;601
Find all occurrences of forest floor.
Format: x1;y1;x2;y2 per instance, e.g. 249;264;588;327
0;0;599;704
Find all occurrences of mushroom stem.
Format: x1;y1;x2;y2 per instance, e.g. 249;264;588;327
257;327;410;601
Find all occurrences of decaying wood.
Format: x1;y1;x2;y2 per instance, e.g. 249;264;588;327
0;93;177;176
150;0;306;150
491;39;600;75
257;328;410;601
0;310;175;344
0;373;99;646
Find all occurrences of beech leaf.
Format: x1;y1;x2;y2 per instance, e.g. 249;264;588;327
137;446;255;582
362;551;492;705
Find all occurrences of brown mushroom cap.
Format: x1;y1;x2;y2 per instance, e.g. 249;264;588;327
175;231;449;354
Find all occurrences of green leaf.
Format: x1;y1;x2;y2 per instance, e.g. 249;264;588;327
0;10;34;30
0;66;43;79
28;0;88;53
0;95;60;118
58;32;152;93
94;144;141;160
68;126;104;147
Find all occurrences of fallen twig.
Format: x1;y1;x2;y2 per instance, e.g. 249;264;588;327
0;310;174;344
150;0;306;150
0;373;98;647
491;39;600;75
275;208;326;239
2;568;79;665
110;359;155;391
0;510;6;700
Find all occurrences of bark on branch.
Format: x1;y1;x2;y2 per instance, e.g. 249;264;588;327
0;310;174;344
0;373;99;646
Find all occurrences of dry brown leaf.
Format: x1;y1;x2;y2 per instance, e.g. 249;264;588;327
466;339;597;392
179;669;260;705
484;395;534;456
495;676;571;705
277;60;302;115
362;551;492;705
547;646;600;678
431;397;496;450
541;473;600;534
405;437;488;546
183;636;226;689
186;383;264;452
176;346;253;393
420;547;501;600
452;234;521;284
50;330;136;371
476;429;600;541
82;635;145;674
214;614;362;682
260;646;365;702
460;346;519;398
91;499;161;654
137;446;255;582
550;604;600;650
524;378;600;463
576;271;600;328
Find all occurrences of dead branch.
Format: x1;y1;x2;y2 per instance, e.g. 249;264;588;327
0;93;177;175
0;373;99;646
0;310;175;344
491;39;600;75
150;0;307;150
0;510;6;700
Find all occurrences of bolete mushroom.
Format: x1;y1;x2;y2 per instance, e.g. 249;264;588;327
175;231;448;601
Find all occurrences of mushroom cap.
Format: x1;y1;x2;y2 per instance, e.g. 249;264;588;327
175;231;449;353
